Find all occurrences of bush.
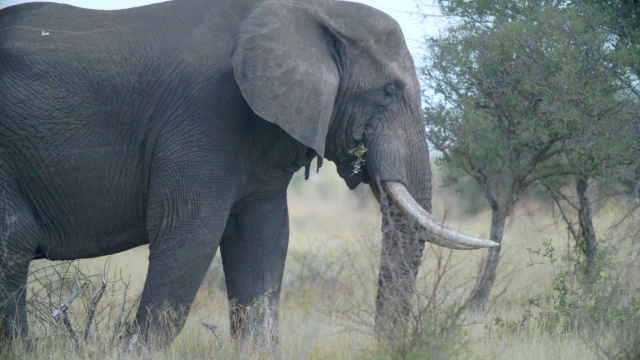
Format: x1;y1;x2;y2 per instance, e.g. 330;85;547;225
492;239;640;358
9;261;138;357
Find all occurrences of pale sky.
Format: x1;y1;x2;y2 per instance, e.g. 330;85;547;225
0;0;442;58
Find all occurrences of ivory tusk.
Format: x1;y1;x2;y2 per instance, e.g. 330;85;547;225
383;181;500;250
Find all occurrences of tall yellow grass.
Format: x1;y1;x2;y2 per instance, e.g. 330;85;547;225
11;162;637;359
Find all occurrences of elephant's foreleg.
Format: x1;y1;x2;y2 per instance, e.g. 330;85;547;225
135;146;234;345
220;192;289;345
136;186;229;344
134;229;219;345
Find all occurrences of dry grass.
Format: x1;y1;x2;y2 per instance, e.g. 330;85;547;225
5;162;637;359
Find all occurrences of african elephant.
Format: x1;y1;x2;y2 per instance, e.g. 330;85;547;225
0;0;497;345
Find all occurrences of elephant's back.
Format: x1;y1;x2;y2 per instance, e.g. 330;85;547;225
0;2;131;52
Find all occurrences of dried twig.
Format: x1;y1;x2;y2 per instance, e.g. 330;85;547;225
83;276;107;342
52;278;85;347
111;274;132;345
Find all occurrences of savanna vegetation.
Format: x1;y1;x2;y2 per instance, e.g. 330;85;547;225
2;161;637;359
1;0;639;359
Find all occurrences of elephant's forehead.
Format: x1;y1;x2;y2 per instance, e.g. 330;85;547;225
388;56;420;88
338;1;403;30
365;41;417;84
336;1;406;44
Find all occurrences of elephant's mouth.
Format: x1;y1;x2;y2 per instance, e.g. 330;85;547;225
372;181;499;250
338;162;370;190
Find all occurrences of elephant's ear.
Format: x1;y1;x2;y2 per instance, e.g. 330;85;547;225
232;1;341;157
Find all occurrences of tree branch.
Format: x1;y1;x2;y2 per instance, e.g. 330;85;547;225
51;278;85;348
83;276;107;342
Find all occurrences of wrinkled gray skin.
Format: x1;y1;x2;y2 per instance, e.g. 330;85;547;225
0;0;432;343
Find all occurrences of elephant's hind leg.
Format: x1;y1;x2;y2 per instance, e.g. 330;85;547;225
0;185;39;344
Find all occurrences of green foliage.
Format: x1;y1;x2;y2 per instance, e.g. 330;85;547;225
577;0;640;200
492;239;640;357
436;0;571;28
580;0;640;78
422;2;630;208
348;143;368;176
421;0;638;310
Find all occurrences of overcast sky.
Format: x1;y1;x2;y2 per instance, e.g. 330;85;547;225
0;0;443;58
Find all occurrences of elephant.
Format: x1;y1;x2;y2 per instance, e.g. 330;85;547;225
0;0;498;345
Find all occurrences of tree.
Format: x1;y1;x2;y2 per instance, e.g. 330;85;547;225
582;0;640;80
420;0;628;309
577;0;640;202
542;0;640;276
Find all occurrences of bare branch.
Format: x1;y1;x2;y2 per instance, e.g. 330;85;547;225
514;137;567;190
51;278;85;348
543;182;581;243
51;278;84;317
83;276;107;342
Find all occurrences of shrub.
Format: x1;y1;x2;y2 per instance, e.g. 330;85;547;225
493;239;640;358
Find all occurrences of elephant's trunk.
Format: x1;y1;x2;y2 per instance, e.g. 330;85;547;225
374;185;422;340
372;148;497;341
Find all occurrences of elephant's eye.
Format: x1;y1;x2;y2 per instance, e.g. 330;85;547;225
375;84;397;107
384;84;397;96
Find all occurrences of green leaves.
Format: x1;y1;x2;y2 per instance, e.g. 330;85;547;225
421;0;634;208
348;143;368;176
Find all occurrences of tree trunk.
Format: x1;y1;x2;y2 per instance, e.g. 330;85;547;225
576;177;597;277
466;208;507;311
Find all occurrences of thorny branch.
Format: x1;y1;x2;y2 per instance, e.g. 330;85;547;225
83;276;107;342
49;275;111;349
111;273;132;346
51;278;86;348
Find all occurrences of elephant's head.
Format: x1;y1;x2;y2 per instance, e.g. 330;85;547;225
232;0;498;334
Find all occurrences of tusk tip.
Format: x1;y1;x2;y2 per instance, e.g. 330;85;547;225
477;238;500;247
